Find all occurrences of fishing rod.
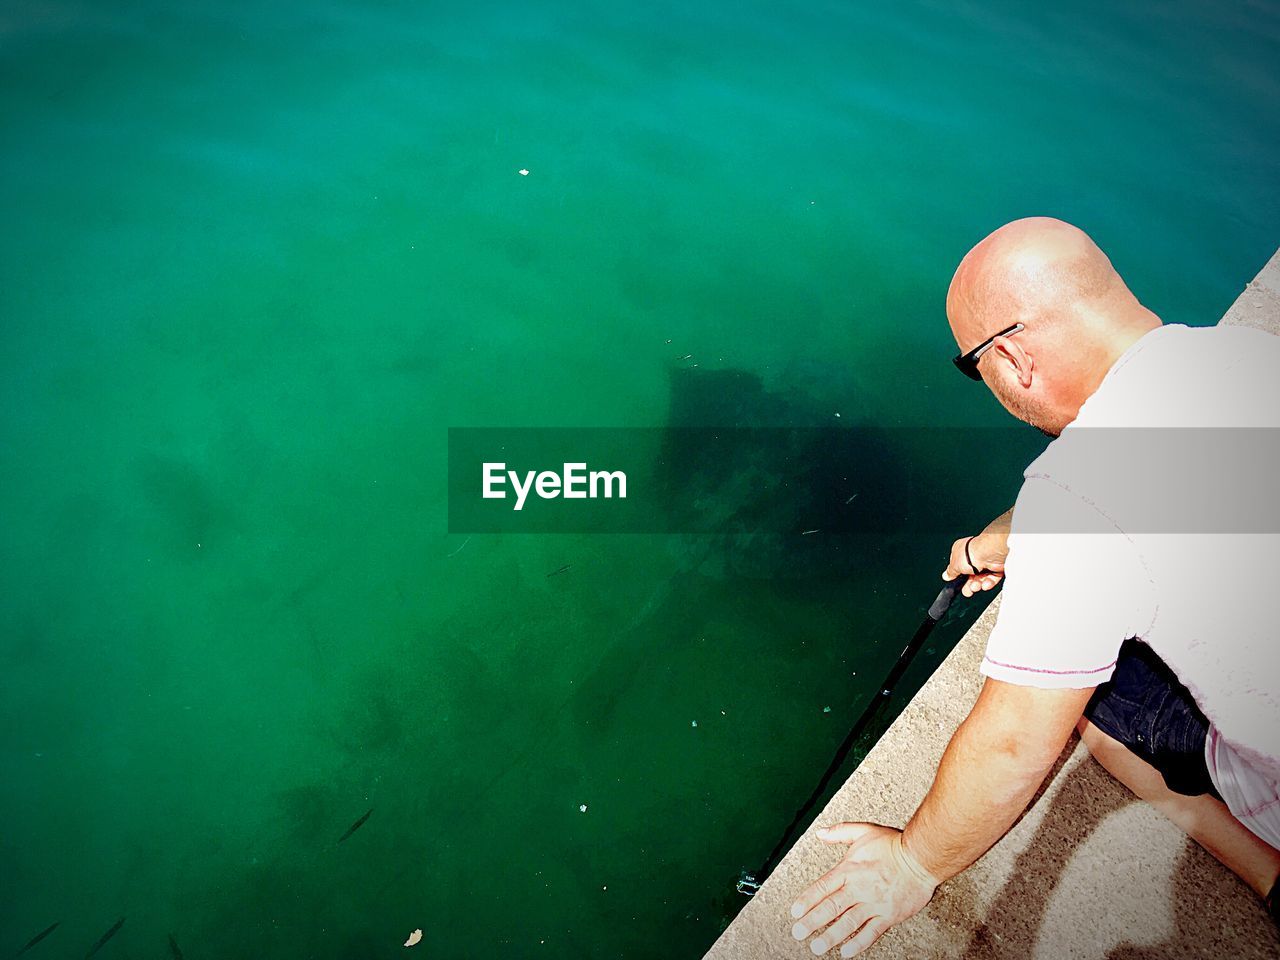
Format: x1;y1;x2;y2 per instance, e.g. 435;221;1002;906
736;576;967;896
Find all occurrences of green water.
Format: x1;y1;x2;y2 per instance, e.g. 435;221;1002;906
1;1;1276;957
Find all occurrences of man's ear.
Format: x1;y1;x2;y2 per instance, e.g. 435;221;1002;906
990;335;1034;387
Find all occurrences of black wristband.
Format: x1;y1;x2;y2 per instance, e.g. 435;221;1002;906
964;536;980;575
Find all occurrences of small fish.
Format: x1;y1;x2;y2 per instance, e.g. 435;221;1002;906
85;917;125;959
338;808;373;844
15;921;59;956
168;933;185;960
546;564;571;578
801;529;819;536
675;354;692;361
845;494;858;504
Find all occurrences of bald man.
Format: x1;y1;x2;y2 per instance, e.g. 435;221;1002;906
789;218;1280;957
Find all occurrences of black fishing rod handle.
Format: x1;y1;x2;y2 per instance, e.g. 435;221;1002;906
928;577;967;621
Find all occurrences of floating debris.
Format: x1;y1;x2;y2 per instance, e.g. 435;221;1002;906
16;921;59;956
676;354;693;361
834;412;841;418
338;808;373;844
518;168;529;176
845;494;858;504
823;706;831;714
579;804;588;813
546;564;571;578
690;720;698;728
404;929;424;948
801;529;819;536
85;918;125;959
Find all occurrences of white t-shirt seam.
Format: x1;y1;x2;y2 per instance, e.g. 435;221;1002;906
982;654;1121;677
1018;472;1160;642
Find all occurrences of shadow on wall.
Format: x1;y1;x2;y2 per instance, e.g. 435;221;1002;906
941;745;1279;960
1104;843;1280;959
946;742;1133;959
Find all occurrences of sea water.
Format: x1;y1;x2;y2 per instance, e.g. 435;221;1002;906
1;0;1276;956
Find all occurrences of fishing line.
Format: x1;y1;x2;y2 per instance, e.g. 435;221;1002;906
736;577;966;895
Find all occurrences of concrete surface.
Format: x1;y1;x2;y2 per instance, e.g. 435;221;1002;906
704;247;1280;960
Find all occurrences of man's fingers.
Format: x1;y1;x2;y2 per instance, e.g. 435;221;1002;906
839;918;890;957
973;573;1002;593
955;572;1003;597
809;904;873;956
816;822;872;844
791;887;855;941
790;867;845;920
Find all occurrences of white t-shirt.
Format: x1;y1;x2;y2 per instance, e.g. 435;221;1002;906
981;323;1280;848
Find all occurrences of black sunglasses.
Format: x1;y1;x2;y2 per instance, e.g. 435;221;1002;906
952;322;1025;381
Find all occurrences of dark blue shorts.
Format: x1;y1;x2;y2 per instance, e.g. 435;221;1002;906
1083;637;1221;800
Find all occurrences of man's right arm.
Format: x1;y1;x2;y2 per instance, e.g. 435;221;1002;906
943;507;1012;597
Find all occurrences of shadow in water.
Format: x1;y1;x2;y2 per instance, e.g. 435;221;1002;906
656;366;910;583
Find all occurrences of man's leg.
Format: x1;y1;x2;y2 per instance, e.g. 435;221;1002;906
1077;716;1280;898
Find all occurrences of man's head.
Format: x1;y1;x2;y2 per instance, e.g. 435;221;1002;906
946;217;1161;436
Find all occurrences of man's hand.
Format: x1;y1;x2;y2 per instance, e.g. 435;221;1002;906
943;508;1012;597
789;823;938;957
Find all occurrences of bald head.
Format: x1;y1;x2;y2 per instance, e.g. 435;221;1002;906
946;217;1160;435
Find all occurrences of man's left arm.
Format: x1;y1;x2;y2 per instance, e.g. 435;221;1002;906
903;678;1093;881
790;678;1094;957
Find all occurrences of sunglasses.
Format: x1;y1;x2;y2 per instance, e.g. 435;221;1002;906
952;322;1025;381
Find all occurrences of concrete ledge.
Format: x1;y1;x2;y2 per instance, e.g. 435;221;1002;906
705;247;1280;960
1222;248;1280;332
